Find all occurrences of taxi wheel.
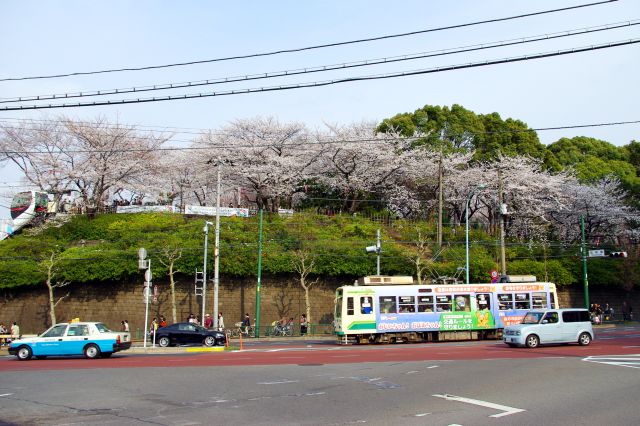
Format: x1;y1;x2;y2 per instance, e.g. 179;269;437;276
102;353;113;358
525;334;540;348
84;344;101;359
17;345;32;361
578;332;592;346
158;336;171;347
35;356;48;360
204;336;216;347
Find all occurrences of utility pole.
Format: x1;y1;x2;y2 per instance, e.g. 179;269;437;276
255;209;263;337
581;214;589;309
498;170;507;275
213;160;221;330
437;149;443;248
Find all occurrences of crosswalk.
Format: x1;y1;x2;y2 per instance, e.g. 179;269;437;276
583;354;640;369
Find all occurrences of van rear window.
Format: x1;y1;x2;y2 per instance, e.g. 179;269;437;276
562;311;590;323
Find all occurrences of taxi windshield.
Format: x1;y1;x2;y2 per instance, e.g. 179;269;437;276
522;312;544;324
95;323;112;333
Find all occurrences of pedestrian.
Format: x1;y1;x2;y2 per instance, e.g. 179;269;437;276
188;313;196;324
300;314;308;336
123;320;129;332
242;313;251;334
0;323;6;346
10;321;20;341
204;313;213;329
218;312;225;332
622;301;630;321
120;320;126;332
150;317;158;338
160;316;167;328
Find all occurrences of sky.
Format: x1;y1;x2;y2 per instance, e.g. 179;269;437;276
0;0;639;220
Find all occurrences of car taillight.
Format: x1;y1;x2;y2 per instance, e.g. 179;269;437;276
116;335;121;344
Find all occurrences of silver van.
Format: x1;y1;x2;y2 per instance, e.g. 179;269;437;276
503;308;593;348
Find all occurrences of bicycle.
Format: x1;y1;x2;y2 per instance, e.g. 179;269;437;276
270;324;293;337
228;322;254;338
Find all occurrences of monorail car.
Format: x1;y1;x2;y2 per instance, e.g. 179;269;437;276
334;276;559;344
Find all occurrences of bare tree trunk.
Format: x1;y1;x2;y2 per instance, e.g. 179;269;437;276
170;262;177;324
47;279;57;326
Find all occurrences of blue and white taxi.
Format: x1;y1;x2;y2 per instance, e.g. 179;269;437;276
8;322;131;360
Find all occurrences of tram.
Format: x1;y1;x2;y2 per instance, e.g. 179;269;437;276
334;275;559;344
9;191;50;233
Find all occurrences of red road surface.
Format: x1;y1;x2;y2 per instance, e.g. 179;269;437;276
2;331;638;372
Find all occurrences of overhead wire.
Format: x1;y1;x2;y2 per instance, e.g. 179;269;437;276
0;0;619;82
1;38;637;112
0;118;638;155
3;19;638;104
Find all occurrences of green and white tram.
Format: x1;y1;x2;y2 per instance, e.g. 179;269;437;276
334;275;559;344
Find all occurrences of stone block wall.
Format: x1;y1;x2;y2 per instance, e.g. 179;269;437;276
1;277;637;334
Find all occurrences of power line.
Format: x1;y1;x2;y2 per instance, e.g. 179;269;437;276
1;119;639;155
3;20;637;104
0;0;618;82
1;38;637;112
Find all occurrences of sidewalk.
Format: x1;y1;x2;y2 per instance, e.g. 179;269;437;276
129;335;336;353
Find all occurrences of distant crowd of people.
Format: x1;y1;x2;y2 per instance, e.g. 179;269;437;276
589;301;634;324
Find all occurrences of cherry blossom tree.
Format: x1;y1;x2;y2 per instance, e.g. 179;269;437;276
201;117;319;211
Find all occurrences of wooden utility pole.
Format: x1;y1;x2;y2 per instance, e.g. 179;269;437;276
498;170;507;275
437;149;443;247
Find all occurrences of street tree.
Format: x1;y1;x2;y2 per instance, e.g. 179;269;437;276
291;249;319;327
40;251;70;326
156;245;183;324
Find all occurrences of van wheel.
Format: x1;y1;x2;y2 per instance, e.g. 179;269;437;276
17;346;32;360
84;344;101;359
525;334;539;348
578;332;592;346
506;343;517;348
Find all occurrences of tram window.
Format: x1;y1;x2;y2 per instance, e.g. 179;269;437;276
476;293;491;311
498;294;513;310
398;296;415;313
347;297;354;316
515;293;530;310
418;296;434;312
532;292;547;309
454;294;470;312
360;297;373;314
436;295;452;312
379;296;397;314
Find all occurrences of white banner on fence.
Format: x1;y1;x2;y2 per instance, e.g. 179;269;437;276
116;205;174;214
184;205;250;218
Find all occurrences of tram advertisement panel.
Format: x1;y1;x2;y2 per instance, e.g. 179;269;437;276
377;311;496;332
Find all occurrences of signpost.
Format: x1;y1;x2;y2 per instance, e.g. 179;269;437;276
138;248;152;349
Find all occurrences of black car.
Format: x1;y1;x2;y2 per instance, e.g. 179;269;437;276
153;323;226;347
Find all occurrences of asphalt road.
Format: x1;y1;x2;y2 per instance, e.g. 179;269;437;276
0;325;638;425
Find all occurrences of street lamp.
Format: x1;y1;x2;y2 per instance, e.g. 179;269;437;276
202;221;213;323
465;184;486;284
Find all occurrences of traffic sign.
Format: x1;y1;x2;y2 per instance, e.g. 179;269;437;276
588;249;605;258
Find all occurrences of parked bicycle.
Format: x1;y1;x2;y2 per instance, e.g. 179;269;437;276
228;322;254;338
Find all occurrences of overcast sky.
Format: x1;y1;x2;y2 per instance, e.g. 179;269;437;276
1;0;639;220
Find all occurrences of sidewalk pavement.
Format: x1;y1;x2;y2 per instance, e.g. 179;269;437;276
129;335;337;353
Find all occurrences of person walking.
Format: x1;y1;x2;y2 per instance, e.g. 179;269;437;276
10;321;20;342
123;320;129;332
242;313;251;335
300;314;308;336
204;314;213;329
218;312;225;332
160;316;167;328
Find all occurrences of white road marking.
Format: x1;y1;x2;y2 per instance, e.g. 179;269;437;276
0;393;13;397
623;346;640;348
427;365;439;369
433;394;525;418
406;370;419;374
583;354;640;369
258;380;299;385
415;413;430;417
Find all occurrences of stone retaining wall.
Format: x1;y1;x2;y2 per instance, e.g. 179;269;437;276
1;277;637;334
